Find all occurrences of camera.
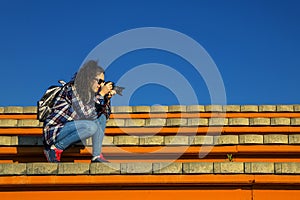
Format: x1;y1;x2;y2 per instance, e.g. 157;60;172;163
104;81;125;96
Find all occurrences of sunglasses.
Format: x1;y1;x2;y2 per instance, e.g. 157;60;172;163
94;78;105;85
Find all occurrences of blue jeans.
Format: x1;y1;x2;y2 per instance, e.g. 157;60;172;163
54;114;106;157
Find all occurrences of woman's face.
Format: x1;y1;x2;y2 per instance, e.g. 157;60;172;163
91;73;105;93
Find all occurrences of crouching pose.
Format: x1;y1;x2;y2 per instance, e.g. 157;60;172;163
43;60;115;162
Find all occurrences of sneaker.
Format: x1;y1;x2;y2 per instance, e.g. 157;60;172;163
91;153;109;163
48;147;63;162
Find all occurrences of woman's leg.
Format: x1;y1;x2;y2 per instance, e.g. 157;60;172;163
54;120;98;150
91;114;106;157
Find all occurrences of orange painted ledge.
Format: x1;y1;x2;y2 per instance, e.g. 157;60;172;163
0;190;253;200
1;126;300;136
0;175;300;187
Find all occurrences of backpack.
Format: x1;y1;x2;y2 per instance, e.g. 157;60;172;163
37;80;66;122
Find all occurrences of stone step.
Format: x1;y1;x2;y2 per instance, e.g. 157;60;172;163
0;162;300;175
1;105;300;114
1;116;300;127
1;134;300;146
1;145;300;163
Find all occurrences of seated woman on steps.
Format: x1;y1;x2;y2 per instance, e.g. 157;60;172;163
43;60;116;163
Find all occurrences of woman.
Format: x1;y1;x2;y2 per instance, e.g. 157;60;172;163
43;60;115;162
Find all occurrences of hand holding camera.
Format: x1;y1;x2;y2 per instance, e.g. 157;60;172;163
99;82;112;96
99;81;125;97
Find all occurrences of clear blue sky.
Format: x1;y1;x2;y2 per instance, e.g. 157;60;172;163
0;0;299;106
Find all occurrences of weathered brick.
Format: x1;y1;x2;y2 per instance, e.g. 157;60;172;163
214;135;238;145
18;136;40;145
239;135;263;144
150;105;168;113
229;118;249;126
289;135;300;144
214;162;244;173
58;163;90;175
0;119;18;127
205;105;223;112
249;118;271;126
275;163;300;174
39;121;44;127
23;106;37;113
183;162;213;174
0;136;18;145
189;136;214;145
37;137;43;145
139;136;164;145
0;107;4;113
241;105;258;112
291;118;300;126
4;106;23;113
276;105;294;112
125;119;145;127
259;105;276;112
90;163;120;174
294;105;300;112
132;106;150;113
208;118;228;126
0;163;26;175
271;118;290;126
121;163;152;174
245;162;274;173
168;105;186;113
27;163;58;175
165;136;189;145
223;105;241;112
153;162;182;174
112;106;132;113
264;134;288;144
106;119;125;127
17;119;40;127
114;136;139;145
275;163;282;174
186;105;205;112
145;118;166;126
188;118;208;126
166;118;187;126
11;136;18;145
102;136;114;145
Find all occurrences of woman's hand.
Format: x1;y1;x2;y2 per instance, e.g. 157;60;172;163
99;82;113;96
107;90;116;99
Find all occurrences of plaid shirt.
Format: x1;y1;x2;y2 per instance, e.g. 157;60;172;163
43;83;111;146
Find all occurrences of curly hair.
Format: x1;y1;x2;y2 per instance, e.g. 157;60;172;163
74;60;104;104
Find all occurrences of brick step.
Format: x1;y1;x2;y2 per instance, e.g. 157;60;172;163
1;116;300;127
1;134;300;146
1;145;300;163
2;112;300;120
1;105;300;113
0;162;300;175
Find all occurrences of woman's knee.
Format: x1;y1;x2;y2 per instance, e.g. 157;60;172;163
98;114;107;124
87;121;98;133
